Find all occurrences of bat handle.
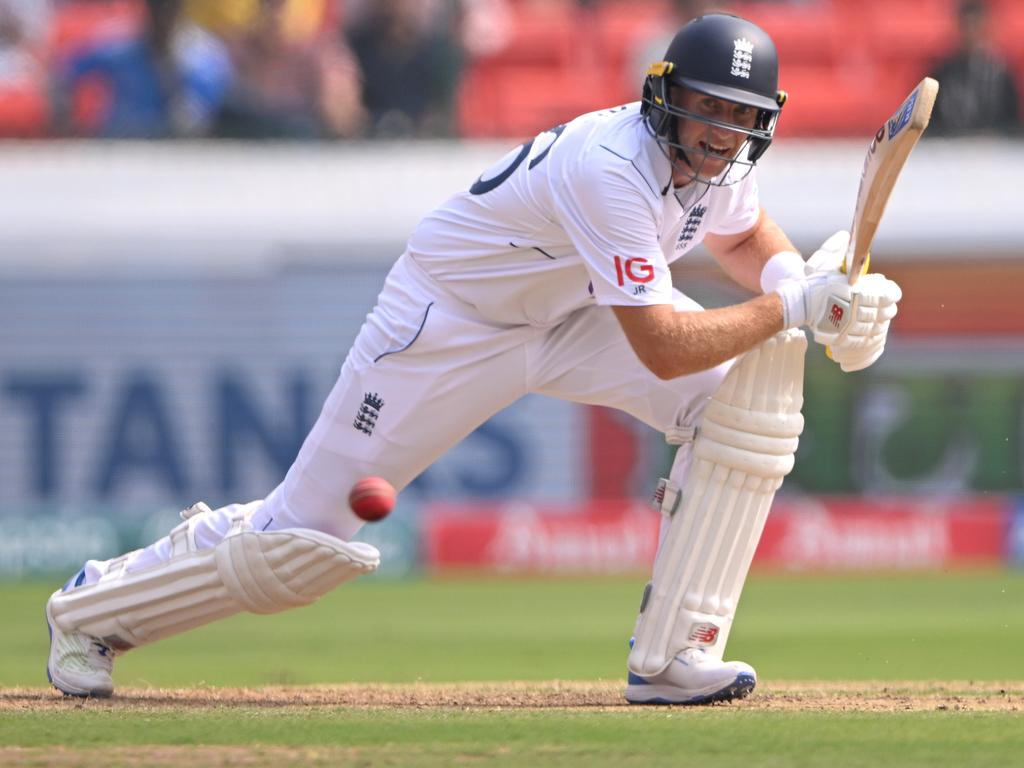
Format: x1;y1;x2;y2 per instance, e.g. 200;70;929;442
847;252;870;286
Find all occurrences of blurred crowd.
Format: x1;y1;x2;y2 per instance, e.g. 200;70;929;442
0;0;1019;140
0;0;488;139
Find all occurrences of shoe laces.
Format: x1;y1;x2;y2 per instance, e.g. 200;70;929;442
676;647;709;665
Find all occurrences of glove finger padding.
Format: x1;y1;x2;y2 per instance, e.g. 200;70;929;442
839;274;901;346
875;301;900;322
856;273;903;305
831;337;886;372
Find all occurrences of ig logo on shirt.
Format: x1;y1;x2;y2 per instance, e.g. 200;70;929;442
614;256;655;295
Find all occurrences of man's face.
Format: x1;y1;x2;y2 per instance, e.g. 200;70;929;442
672;87;759;180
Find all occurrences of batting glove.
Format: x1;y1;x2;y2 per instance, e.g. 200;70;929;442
775;229;901;372
824;273;902;372
776;268;902;371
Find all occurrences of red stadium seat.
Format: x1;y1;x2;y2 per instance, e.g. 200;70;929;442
593;0;675;104
457;0;995;139
491;2;578;67
857;0;959;69
0;76;50;138
773;64;871;137
492;65;607;138
735;0;848;67
49;0;143;60
458;60;505;138
774;61;923;138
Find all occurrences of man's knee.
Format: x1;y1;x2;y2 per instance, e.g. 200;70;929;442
660;355;737;446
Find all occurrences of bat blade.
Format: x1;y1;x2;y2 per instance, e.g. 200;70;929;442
845;77;938;284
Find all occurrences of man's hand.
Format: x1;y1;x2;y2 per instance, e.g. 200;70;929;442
775;230;902;372
809;272;901;371
829;332;888;373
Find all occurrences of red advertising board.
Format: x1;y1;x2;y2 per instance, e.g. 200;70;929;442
757;496;1007;570
423;496;1008;574
423;501;659;574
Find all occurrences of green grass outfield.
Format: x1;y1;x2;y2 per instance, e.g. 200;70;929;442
3;570;1024;767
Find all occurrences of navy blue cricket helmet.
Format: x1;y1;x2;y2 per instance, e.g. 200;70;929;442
642;13;787;184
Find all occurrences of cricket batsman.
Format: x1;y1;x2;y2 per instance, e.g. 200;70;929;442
46;13;901;704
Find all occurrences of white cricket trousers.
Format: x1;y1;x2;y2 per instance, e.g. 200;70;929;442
96;252;734;581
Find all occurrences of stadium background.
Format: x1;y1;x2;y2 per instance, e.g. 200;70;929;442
1;0;1023;583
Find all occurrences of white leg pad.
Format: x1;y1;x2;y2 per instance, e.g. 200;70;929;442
628;329;806;677
48;504;380;651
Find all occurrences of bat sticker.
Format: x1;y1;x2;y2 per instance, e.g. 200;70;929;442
887;89;919;139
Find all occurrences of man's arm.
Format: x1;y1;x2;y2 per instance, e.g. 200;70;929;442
610;208;803;380
611;212;904;381
703;208;798;294
612;295;784;380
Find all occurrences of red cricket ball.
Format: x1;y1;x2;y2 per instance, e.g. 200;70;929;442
348;476;396;522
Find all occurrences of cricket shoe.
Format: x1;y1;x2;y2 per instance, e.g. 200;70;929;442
46;578;115;698
624;646;756;705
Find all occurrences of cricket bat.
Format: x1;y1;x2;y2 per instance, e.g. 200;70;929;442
844;77;939;285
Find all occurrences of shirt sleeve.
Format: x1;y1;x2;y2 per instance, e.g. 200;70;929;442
550;153;674;307
706;169;761;236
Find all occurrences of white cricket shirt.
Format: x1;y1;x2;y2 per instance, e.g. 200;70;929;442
408;103;760;326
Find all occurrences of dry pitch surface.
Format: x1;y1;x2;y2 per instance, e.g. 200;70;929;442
3;680;1022;712
4;682;1022;768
